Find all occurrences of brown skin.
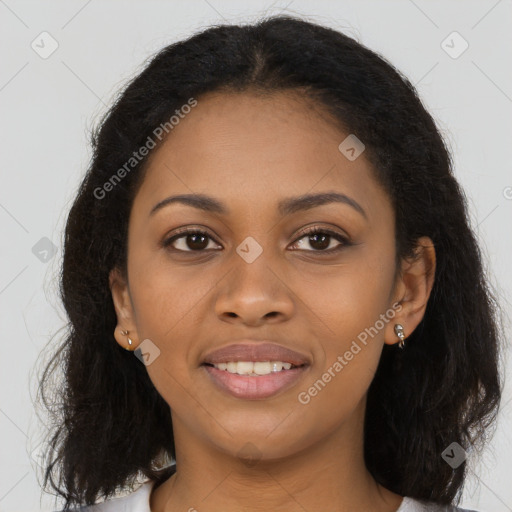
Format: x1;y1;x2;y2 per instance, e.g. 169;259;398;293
110;90;436;512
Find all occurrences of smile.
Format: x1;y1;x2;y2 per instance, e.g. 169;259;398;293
202;362;309;399
208;360;297;375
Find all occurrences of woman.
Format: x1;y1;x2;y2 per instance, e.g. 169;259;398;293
39;14;503;512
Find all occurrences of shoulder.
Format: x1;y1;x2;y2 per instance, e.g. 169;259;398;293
55;480;156;512
399;496;480;512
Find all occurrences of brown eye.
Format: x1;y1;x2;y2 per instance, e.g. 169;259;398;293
163;229;221;252
162;226;350;254
290;228;349;253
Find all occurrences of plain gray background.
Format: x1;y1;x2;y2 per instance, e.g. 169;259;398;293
1;1;511;511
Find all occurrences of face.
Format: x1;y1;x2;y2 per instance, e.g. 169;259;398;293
110;90;431;464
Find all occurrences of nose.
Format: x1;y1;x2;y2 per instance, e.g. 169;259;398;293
214;256;295;327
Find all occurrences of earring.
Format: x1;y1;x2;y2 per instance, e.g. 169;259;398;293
394;324;406;349
120;329;134;351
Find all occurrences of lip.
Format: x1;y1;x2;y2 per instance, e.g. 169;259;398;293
201;341;311;400
202;364;310;400
202;342;311;366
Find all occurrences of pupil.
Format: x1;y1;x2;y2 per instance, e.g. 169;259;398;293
188;234;208;250
311;233;329;250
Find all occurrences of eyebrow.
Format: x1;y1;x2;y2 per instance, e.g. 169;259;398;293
149;191;367;219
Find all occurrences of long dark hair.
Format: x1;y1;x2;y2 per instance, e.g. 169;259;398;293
37;14;503;510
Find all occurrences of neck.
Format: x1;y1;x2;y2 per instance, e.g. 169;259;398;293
150;398;403;512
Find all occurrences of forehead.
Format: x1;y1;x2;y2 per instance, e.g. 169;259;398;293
132;90;391;224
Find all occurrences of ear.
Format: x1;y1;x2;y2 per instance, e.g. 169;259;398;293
109;266;140;350
384;236;436;347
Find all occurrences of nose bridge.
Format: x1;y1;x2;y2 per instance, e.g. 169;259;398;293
226;207;278;268
232;233;278;293
214;232;294;323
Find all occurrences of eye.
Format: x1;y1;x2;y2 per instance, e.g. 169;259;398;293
162;226;351;254
162;228;221;252
290;227;350;253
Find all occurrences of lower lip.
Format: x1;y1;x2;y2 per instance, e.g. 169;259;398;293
202;364;308;399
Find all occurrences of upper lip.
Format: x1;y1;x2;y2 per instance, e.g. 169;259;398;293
202;342;310;366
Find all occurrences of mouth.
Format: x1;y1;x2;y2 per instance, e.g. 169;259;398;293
200;342;311;399
202;360;306;376
201;363;309;400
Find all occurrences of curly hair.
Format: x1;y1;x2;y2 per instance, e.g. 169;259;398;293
37;14;503;510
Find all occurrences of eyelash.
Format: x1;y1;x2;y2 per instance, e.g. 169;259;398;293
162;226;351;255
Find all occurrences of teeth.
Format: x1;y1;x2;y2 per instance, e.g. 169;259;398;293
212;361;294;375
254;362;272;375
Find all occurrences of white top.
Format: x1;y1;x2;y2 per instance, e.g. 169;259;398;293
63;479;478;511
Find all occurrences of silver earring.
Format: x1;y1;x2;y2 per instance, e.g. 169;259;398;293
394;324;406;349
121;330;133;351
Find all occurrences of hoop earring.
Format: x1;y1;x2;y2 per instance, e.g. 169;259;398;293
394;324;406;349
120;329;134;351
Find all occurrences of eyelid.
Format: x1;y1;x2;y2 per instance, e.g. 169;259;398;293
162;224;351;253
294;225;349;241
161;226;221;249
290;226;350;252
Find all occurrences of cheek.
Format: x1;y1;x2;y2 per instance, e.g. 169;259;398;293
126;254;234;404
297;247;395;408
128;254;215;338
307;255;395;347
295;299;388;445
